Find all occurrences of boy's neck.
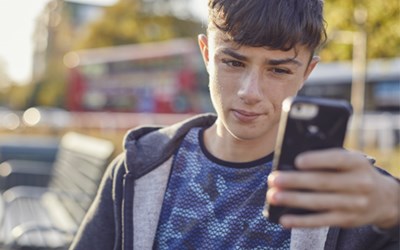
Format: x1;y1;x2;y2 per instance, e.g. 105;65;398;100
202;123;277;163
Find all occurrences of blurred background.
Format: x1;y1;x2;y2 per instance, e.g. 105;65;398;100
0;0;398;247
0;0;398;174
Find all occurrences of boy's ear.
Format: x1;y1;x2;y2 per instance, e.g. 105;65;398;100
298;56;319;91
198;34;209;67
304;56;320;80
300;56;319;88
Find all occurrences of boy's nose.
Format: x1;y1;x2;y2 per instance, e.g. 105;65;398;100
237;71;263;104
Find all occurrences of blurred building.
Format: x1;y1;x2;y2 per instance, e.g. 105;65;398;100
301;57;400;112
30;0;205;108
31;0;204;84
32;0;106;83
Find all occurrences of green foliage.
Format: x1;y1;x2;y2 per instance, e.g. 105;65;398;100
74;0;204;49
77;0;399;60
321;0;400;61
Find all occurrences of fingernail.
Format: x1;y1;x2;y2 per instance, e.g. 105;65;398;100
267;189;282;203
295;155;305;167
268;173;278;185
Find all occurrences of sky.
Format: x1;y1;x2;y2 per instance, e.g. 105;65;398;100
0;0;207;84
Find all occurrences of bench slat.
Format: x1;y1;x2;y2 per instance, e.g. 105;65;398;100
0;132;114;249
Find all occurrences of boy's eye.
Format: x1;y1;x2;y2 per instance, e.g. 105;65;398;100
222;59;244;67
271;68;291;74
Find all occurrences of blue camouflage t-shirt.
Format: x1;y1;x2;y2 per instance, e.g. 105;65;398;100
153;127;290;249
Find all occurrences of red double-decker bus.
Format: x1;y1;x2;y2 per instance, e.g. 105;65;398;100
63;38;212;113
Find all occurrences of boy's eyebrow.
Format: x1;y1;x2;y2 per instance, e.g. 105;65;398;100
267;58;303;66
221;48;303;66
221;48;248;61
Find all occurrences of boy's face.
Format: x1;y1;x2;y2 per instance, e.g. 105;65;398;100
199;29;318;143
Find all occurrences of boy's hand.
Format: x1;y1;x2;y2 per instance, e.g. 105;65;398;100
267;149;400;229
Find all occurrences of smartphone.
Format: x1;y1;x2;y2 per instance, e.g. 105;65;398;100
263;96;353;224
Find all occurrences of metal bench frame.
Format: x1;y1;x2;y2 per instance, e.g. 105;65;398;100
0;132;114;250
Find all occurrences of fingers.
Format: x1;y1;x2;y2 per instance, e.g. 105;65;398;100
270;177;400;229
279;211;366;228
268;170;375;194
267;188;369;212
266;148;399;229
294;148;372;172
268;148;376;193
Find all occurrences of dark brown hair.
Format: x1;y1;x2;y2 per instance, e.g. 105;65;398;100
208;0;327;52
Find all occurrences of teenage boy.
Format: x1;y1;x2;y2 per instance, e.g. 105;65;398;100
70;0;399;249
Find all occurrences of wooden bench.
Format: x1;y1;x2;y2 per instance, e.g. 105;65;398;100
0;132;115;250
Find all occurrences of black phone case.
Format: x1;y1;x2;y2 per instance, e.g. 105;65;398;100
265;96;352;224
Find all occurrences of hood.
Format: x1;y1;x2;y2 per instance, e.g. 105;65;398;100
123;113;217;179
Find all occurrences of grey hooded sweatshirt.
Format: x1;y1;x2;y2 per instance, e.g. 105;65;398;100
70;113;399;250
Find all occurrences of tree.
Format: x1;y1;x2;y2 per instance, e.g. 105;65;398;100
321;0;400;61
74;0;204;49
